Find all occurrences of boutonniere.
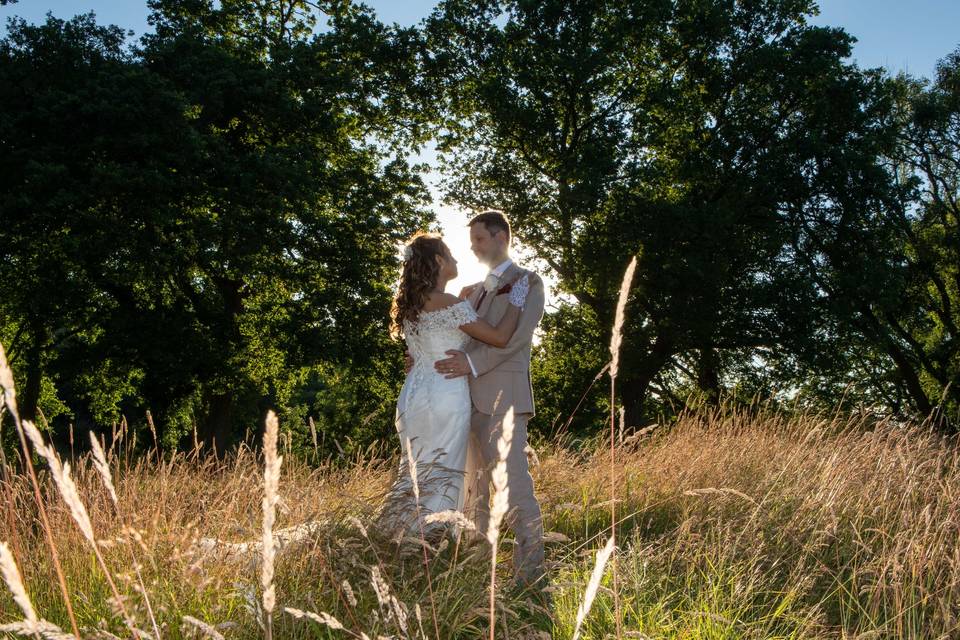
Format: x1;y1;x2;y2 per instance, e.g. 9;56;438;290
494;281;513;296
482;273;500;293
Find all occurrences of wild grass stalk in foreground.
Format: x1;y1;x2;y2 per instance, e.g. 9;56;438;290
485;407;514;640
0;342;80;638
605;254;638;640
88;431;160;640
571;535;615;640
261;410;281;640
20;419;139;634
0;541;35;625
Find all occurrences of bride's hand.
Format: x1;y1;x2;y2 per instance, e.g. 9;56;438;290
459;283;480;300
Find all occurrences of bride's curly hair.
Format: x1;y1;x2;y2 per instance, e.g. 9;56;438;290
390;231;447;338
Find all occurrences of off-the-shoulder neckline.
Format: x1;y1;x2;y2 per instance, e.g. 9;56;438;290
418;299;473;317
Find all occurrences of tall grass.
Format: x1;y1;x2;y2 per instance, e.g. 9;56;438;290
1;393;958;637
1;342;79;638
2;321;960;638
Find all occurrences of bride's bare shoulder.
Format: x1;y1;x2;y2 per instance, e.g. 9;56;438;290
421;292;464;314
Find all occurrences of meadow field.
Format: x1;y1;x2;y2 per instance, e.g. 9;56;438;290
3;2;960;638
2;390;958;639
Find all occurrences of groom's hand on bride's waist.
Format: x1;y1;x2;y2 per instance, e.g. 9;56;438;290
405;351;413;374
435;350;472;379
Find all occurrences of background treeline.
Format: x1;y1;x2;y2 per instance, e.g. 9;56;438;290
1;0;958;459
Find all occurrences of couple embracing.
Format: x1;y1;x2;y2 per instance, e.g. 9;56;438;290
378;210;547;593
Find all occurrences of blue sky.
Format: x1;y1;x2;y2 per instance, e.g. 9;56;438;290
4;1;958;298
4;1;958;80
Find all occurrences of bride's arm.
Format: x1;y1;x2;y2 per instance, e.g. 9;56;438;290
429;293;521;349
457;275;529;348
459;305;521;348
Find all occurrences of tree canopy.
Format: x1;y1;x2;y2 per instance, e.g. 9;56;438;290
1;2;433;452
425;0;958;432
1;0;957;458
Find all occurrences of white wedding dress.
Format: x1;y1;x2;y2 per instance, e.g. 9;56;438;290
380;278;528;540
380;299;480;538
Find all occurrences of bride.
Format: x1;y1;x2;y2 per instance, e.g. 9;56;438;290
377;231;529;542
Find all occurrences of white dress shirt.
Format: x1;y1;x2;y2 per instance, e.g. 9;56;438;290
464;258;513;377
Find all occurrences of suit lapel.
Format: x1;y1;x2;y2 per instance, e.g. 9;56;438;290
469;280;485;310
479;263;521;317
478;283;495;317
501;262;522;284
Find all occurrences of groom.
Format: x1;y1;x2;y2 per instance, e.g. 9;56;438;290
434;210;547;592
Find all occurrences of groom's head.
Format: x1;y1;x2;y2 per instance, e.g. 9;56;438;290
468;210;511;267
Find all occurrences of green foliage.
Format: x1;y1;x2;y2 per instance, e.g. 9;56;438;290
530;302;609;440
882;50;960;423
0;4;433;451
427;0;954;431
73;359;145;426
2;0;959;453
284;347;405;458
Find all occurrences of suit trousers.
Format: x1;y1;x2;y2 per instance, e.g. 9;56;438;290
466;407;546;587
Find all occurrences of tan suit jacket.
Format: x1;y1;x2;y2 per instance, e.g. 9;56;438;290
466;262;544;416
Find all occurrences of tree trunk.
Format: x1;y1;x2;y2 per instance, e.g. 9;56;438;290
696;345;721;404
200;389;235;456
619;333;675;429
20;317;45;425
195;274;248;454
621;374;653;429
860;304;933;418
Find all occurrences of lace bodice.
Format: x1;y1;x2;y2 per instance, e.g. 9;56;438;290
403;300;479;364
387;301;479;536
